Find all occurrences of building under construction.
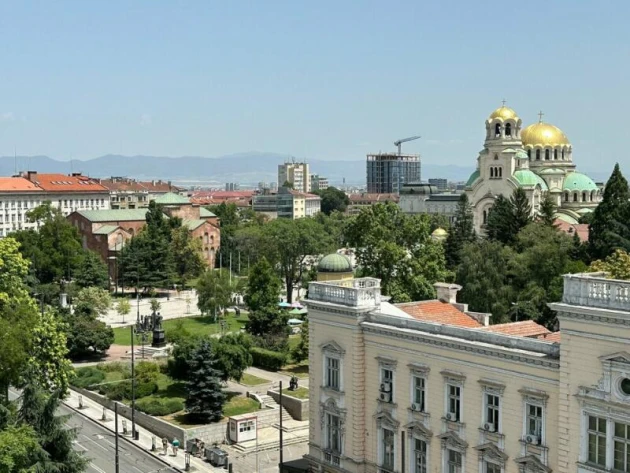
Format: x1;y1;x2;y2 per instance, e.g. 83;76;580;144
366;153;421;193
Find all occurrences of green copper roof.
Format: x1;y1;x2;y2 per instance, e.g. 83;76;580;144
538;168;565;175
562;172;598;192
182;219;206;230
318;253;352;273
514;149;529;160
555;213;578;224
154;192;190;205
92;225;119;235
513;170;549;190
577;208;593;215
200;207;216;218
78;209;150;222
465;170;480;187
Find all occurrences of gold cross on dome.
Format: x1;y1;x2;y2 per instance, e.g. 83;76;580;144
538;110;544;123
502;99;506;107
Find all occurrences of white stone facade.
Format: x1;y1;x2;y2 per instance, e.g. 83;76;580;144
306;273;630;473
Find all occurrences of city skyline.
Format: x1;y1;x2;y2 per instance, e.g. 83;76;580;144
0;1;628;170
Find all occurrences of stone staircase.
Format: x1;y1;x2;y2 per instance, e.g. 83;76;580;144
258;395;293;424
231;427;308;453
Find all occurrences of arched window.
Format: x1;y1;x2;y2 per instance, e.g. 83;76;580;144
527;149;531;159
494;154;499;160
505;123;512;137
495;123;501;137
554;149;558;160
562;148;565;160
536;149;541;160
564;192;569;202
591;190;595;201
483;210;488;224
490;167;494;178
499;167;503;177
582;192;587;202
545;149;550;160
573;192;578;202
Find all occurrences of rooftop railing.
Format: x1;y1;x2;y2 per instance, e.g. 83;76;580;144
307;278;381;309
562;272;630;311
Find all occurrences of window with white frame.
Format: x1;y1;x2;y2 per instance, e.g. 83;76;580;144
485;393;500;432
525;403;543;439
614;421;630;472
414;438;427;473
325;356;340;390
413;376;426;412
484;460;501;473
381;428;395;471
587;415;607;467
381;367;394;400
325;413;342;454
447;384;461;421
446;449;462;473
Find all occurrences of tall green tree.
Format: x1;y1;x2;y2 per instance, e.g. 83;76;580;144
73;287;112;317
345;203;451;302
444;194;476;269
511;187;532;231
244;257;282;312
589;163;630;260
538;195;557;227
486;189;532;245
170;226;206;287
74;250;109;289
196;269;236;318
314;187;350;215
213;334;253;382
291;320;309;363
0;424;42;472
185;340;226;422
245;306;290;349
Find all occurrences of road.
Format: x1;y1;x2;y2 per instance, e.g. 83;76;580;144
10;389;179;473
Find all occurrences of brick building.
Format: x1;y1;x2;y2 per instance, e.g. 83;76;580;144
98;177;185;209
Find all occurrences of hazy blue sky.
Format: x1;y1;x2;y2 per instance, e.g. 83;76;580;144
0;1;628;171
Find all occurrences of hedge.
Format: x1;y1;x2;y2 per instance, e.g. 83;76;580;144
250;347;287;371
101;381;158;401
135;397;184;416
73;367;106;389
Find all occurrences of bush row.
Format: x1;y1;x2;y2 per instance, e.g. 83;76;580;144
250;347;287;371
73;367;105;389
135;397;184;416
99;381;158;401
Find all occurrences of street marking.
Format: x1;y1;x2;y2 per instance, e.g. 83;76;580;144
89;463;107;473
81;434;109;452
131;466;145;473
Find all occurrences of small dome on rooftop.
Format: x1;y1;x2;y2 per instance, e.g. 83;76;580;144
318;253;352;273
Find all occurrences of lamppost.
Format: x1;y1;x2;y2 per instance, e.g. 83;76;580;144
130;325;137;440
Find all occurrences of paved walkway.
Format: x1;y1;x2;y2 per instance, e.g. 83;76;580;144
101;291;201;327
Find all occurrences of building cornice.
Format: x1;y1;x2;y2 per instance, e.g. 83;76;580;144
552;303;630;326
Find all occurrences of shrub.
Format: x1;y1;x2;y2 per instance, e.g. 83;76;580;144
73;367;105;389
250;347;287;371
102;380;158;401
97;362;130;374
135;361;160;383
135;397;184;416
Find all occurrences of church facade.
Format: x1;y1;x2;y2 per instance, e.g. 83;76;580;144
465;105;600;233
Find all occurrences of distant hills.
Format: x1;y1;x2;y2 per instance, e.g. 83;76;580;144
0;153;609;188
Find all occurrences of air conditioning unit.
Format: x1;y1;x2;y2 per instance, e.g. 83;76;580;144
411;403;422;412
526;435;540;445
380;382;392;393
446;412;454;421
379;392;392;403
483;423;496;433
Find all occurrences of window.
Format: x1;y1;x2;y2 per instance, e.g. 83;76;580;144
554;149;558;160
614;421;630;472
564;192;569;202
485;393;500;432
382;428;395;471
494;123;501;137
414;439;427;473
382;368;394;393
562;148;565;160
588;416;607;467
447;384;461;421
574;192;578;202
526;403;542;438
413;376;425;411
527;149;531;159
582;192;587;202
505;123;512;137
326;357;340;390
485;461;501;473
545;149;550;160
447;449;462;473
536;150;540;160
326;413;342;453
490;167;494;178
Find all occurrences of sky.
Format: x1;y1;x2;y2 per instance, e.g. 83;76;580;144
0;1;629;172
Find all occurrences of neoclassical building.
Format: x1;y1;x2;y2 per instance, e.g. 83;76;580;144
466;105;600;232
305;272;630;473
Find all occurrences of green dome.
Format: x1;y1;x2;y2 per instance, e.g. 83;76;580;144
562;172;598;192
465;170;480;187
514;149;529;160
318;253;352;273
513;170;549;190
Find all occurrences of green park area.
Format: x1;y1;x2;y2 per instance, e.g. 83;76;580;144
281;387;309;400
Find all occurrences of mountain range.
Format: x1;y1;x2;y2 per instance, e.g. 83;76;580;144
0;153;609;188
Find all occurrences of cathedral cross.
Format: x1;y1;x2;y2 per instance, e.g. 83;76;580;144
538;110;544;123
501;99;506;107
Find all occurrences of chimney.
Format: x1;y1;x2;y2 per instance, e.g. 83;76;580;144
26;171;37;181
434;283;462;304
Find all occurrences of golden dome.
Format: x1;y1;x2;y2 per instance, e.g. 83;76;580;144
521;122;570;147
489;106;519;121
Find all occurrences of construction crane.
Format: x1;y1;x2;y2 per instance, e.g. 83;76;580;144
394;135;421;155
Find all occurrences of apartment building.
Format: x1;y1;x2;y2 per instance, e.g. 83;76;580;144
279;161;311;193
277;188;321;219
311;174;329;192
98;177;184;209
367;153;421;194
305;272;630;473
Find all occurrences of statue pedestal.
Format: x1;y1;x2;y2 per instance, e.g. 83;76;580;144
152;329;166;348
60;293;68;308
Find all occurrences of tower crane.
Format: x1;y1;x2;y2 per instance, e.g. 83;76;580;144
394;135;421;155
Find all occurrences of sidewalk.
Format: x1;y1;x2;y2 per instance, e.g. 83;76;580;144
102;291;201;327
64;389;225;473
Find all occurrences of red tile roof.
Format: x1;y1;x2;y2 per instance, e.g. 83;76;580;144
396;300;482;328
537;331;561;343
25;172;109;193
478;320;550;338
554;219;589;242
0;177;41;192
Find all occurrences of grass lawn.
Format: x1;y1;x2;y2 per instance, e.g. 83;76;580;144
239;373;270;386
281;387;309;400
281;363;309;379
112;313;249;346
163;394;259;426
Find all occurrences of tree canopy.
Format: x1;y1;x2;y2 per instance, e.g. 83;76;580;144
486;188;533;245
314;186;350;215
444;193;476;269
185;340;226;422
244;257;282;312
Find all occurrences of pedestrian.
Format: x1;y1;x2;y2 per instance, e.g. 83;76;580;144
172;437;180;456
162;437;168;455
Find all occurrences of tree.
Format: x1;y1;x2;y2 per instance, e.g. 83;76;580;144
315;187;350;215
64;315;114;359
213;334;253;382
538;195;557;227
73;287;112;317
167;334;202;381
444;194;476;269
185;340;226;422
291;320;309;363
150;298;161;314
116;299;131;323
282;180;294;189
244;257;282;312
30;309;73;394
486;189;532;245
74;250;110;289
0;424;42;472
590;249;630;280
345;203;451;302
511;187;532;232
246;306;290;349
589;163;630;260
170;226;205;287
196;269;235;318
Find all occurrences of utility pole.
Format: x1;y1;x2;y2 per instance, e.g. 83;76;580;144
114;402;120;473
130;325;136;440
279;380;284;470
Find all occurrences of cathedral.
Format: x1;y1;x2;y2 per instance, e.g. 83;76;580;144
465;104;600;233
